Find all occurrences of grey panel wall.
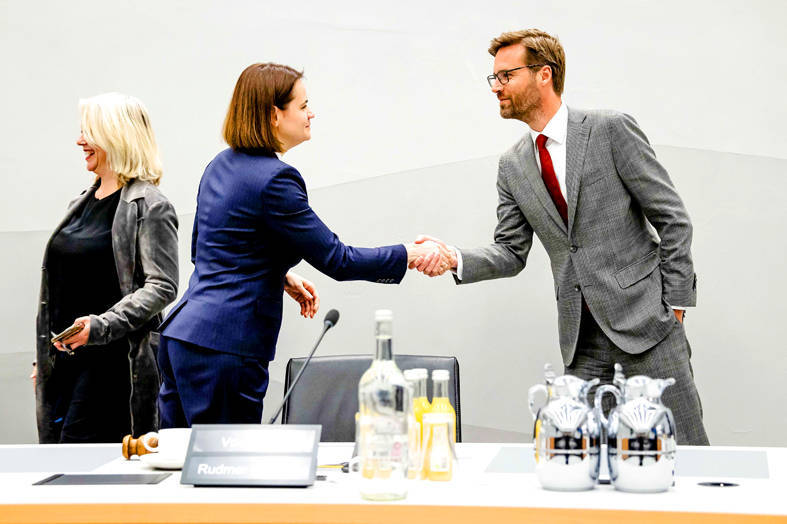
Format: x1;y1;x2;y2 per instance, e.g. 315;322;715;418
4;146;785;445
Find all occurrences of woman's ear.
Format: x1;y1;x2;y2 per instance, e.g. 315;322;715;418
271;106;280;129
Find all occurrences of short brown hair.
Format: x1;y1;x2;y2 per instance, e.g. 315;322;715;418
488;29;566;95
222;63;303;153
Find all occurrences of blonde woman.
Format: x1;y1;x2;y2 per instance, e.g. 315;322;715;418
34;93;178;443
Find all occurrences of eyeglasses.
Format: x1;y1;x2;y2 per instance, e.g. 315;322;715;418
487;64;547;87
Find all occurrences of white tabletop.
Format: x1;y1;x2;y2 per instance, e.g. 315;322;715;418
1;443;785;523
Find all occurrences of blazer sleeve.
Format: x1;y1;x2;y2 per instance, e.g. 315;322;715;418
261;167;407;283
88;199;180;345
608;113;697;307
455;156;532;284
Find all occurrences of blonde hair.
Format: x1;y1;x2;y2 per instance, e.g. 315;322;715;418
489;29;566;95
79;92;163;186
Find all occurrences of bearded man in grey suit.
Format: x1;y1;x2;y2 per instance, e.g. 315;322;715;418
415;28;709;445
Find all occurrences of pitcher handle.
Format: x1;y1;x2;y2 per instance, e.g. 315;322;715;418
594;385;621;427
528;384;548;420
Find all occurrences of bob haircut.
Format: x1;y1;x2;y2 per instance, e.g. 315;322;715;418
79;92;163;186
223;63;303;154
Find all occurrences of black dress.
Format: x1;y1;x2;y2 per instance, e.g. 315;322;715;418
47;189;131;442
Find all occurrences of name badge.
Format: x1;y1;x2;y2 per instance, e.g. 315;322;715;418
180;424;321;487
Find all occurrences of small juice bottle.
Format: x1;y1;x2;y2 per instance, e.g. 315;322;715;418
411;369;432;441
429;369;456;443
403;369;421;479
422;412;453;481
411;369;431;479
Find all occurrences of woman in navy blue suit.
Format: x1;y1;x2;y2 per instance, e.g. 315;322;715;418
158;63;440;427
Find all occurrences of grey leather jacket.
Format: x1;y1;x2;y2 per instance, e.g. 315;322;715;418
35;179;178;442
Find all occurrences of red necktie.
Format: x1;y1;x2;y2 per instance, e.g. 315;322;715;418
535;134;568;226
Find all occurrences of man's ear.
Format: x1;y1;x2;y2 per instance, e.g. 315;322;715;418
538;66;552;88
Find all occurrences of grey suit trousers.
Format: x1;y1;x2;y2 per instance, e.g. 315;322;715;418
566;308;709;445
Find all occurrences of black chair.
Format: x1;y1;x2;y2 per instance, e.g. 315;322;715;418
281;354;461;442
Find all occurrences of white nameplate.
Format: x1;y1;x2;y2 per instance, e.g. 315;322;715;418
180;424;321;487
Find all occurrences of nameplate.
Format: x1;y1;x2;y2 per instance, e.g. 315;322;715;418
180;424;321;487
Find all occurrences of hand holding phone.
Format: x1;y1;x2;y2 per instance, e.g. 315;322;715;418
50;323;85;345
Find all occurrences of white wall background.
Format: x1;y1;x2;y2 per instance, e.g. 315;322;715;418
1;0;785;445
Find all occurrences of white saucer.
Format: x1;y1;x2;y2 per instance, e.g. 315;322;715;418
140;453;185;470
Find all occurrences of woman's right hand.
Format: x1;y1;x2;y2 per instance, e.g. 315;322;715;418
285;271;320;318
30;364;37;388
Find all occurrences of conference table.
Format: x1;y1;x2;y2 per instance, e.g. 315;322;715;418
1;442;785;523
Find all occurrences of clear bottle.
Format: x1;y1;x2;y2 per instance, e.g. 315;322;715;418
358;310;410;500
429;369;456;443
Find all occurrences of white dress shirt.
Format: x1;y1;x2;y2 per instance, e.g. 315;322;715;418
529;101;568;200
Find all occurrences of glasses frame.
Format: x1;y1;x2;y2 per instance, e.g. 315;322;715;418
487;64;547;87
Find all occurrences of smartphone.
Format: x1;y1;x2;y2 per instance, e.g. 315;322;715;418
50;323;84;344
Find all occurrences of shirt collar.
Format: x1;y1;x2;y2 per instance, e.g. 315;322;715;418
529;102;567;147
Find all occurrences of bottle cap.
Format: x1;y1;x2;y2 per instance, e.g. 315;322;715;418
403;369;417;380
413;368;428;379
374;309;393;322
432;369;449;380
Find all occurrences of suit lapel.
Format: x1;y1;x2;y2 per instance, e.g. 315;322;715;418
518;137;568;234
565;108;590;234
113;181;144;296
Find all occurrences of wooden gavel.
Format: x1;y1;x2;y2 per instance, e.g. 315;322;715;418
121;433;158;459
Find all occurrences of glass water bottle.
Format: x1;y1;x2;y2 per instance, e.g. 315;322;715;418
358;310;411;500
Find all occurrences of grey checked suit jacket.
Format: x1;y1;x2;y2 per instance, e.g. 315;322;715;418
459;108;696;365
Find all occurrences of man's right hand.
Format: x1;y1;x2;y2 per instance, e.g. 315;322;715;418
411;235;457;277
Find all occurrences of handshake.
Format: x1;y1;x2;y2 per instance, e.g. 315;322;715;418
406;235;458;278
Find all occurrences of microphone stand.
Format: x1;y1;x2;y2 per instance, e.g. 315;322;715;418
267;320;333;425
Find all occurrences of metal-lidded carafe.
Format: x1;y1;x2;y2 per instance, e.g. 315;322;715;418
595;363;677;492
528;364;601;491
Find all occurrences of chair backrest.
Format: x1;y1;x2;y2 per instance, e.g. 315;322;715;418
282;354;461;442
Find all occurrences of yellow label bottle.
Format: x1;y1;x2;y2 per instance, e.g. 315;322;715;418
403;368;432;479
422;412;453;481
412;369;432;441
429;369;456;443
403;369;422;479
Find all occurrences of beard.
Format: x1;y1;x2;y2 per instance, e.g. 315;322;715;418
499;84;541;124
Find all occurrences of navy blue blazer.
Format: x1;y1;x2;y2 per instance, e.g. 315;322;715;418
160;149;406;360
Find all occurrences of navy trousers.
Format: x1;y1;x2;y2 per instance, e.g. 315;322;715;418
157;336;270;428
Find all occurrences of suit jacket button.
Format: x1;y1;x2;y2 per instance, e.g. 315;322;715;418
574;284;581;292
569;245;578;253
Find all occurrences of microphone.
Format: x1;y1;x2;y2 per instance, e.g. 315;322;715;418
324;309;340;329
267;309;340;424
